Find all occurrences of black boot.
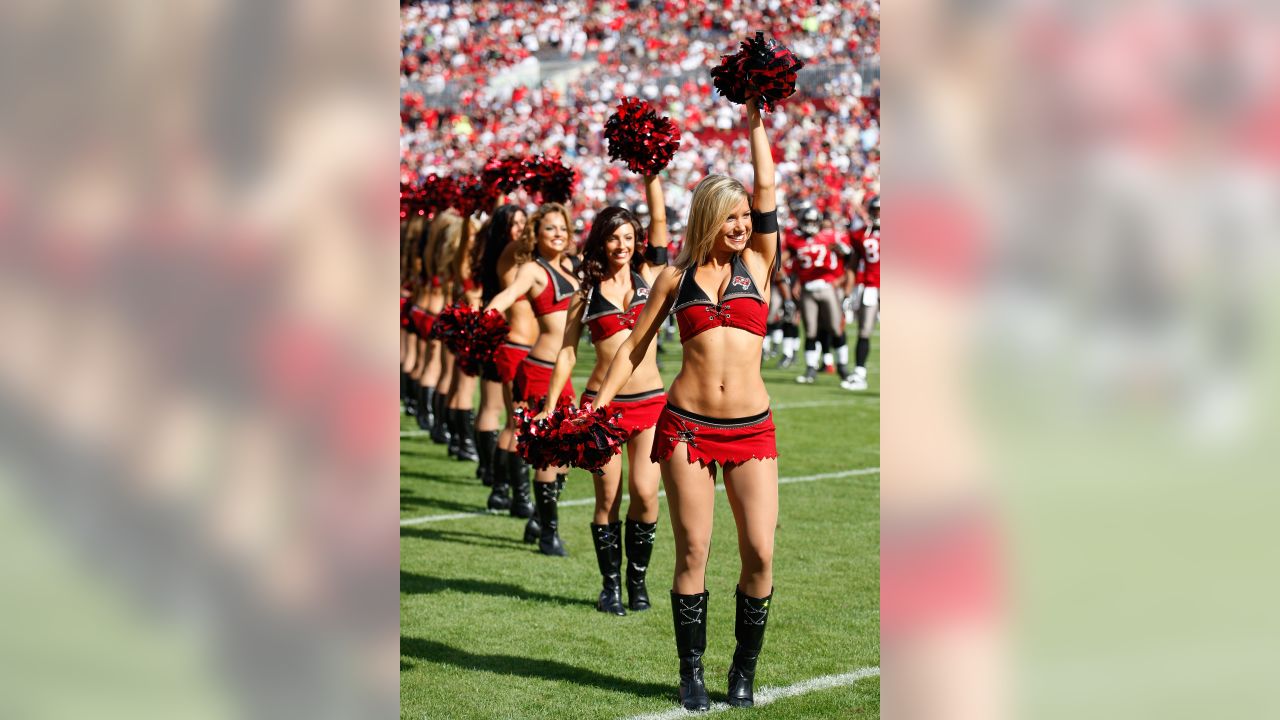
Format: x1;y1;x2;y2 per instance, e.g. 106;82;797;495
446;409;463;458
591;522;626;616
401;372;412;415
455;409;480;462
476;430;498;486
430;392;450;444
486;450;511;512
625;519;657;611
533;480;567;557
509;453;535;521
416;385;433;430
726;586;773;708
671;590;711;712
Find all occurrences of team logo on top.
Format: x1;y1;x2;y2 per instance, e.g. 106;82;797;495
636;287;650;298
730;276;751;290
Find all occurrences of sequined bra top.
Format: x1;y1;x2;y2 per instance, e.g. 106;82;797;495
583;271;649;343
670;254;768;343
529;255;576;317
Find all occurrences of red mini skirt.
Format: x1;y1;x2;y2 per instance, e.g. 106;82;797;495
412;307;435;338
651;403;777;469
490;342;531;384
581;389;667;440
513;356;575;409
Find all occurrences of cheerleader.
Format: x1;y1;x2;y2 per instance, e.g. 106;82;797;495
401;214;425;418
469;205;528;501
441;215;482;462
593;99;779;710
536;175;670;615
482;206;537;519
484;203;579;556
421;210;458;446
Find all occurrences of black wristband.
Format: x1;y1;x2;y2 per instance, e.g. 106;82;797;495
751;208;779;234
643;246;668;265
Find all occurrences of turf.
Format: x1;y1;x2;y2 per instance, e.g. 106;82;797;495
401;332;879;719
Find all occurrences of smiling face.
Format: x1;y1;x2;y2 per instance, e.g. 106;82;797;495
535;210;569;258
605;222;637;270
715;197;752;254
509;210;526;243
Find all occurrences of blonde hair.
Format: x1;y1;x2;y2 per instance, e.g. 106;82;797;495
425;210;461;283
675;175;750;269
514;203;573;265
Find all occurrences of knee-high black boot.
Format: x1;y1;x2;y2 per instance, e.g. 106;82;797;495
671;590;711;712
590;522;625;615
454;409;479;462
416;385;432;430
401;372;412;414
534;479;566;557
625;519;657;611
509;453;535;522
476;430;498;486
486;449;511;511
446;409;463;458
430;392;450;444
726;586;774;708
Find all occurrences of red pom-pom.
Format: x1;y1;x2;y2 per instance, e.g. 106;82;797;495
515;405;626;472
710;32;805;113
427;302;469;344
520;155;576;205
456;174;500;218
481;155;529;194
603;97;682;175
429;303;510;376
456;308;510;376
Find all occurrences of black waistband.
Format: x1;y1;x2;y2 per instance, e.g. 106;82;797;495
501;341;533;351
582;388;665;403
665;402;771;428
524;355;555;368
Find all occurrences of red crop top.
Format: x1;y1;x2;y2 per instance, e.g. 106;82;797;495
671;254;769;343
529;255;576;317
583;271;650;343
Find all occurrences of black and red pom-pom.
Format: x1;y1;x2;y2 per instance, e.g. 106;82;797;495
430;304;510;376
603;97;682;175
515;404;626;472
481;155;530;194
427;301;469;344
520;155;576;205
457;308;510;376
456;174;501;218
710;32;805;113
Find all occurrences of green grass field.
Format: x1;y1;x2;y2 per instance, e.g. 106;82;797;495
401;334;879;719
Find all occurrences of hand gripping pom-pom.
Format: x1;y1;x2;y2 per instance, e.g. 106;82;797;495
710;32;805;113
515;405;626;472
432;304;509;376
457;308;510;376
603;97;682;175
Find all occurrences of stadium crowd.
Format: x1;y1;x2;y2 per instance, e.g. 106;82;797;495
400;0;879;240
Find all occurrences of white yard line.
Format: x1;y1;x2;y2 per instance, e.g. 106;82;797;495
400;466;879;527
617;666;881;720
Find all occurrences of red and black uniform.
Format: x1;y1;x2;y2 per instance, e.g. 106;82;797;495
851;223;881;291
512;256;577;408
579;271;666;438
651;255;777;469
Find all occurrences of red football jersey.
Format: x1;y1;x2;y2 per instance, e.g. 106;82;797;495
793;229;849;284
852;224;881;288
